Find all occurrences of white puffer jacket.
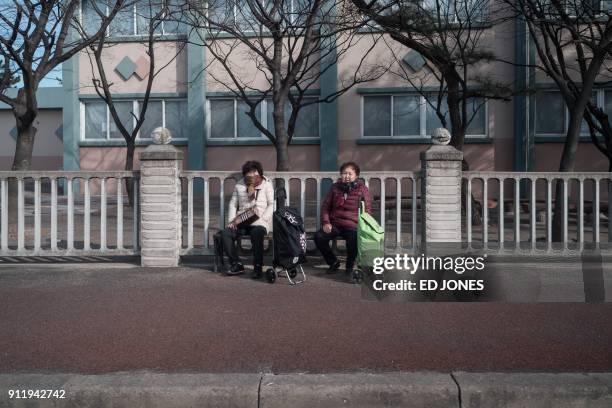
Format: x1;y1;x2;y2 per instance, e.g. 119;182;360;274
227;176;274;233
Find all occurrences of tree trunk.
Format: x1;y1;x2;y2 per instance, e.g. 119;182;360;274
8;110;38;220
272;141;290;191
552;100;588;242
125;142;136;208
272;99;290;172
446;77;465;151
275;142;290;172
445;79;482;227
11;112;37;171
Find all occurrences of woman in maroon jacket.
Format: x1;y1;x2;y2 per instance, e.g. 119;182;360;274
315;162;372;276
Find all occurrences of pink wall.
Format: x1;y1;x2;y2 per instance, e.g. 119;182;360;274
79;146;189;171
533;143;609;172
0;156;62;171
205;145;320;172
337;142;497;172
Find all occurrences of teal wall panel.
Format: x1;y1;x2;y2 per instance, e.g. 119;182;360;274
187;29;206;171
319;2;338;172
514;16;535;171
62;50;80;172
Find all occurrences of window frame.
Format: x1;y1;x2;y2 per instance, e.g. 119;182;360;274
205;0;312;35
360;93;488;139
534;88;607;137
80;98;188;141
540;0;612;19
420;0;489;25
206;96;321;140
80;0;188;38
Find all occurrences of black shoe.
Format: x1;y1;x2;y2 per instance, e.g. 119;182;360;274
325;260;341;274
226;262;245;276
252;265;263;280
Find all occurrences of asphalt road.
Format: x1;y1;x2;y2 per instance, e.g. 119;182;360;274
1;262;611;374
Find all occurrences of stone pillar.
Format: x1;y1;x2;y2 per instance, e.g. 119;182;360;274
420;144;463;250
139;145;183;267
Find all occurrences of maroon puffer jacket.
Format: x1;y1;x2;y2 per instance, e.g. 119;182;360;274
321;179;372;231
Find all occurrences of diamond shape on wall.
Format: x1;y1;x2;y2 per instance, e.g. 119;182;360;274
134;55;150;80
402;51;426;72
55;124;63;141
9;127;17;141
115;56;137;81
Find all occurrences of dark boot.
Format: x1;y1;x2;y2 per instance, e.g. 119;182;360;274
226;262;245;276
326;260;341;274
252;264;263;280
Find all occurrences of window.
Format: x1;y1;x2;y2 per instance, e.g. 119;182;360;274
564;0;612;16
81;98;187;140
165;99;188;139
421;0;488;24
362;94;487;138
538;0;612;18
136;1;164;35
363;96;392;137
535;89;601;136
138;100;163;139
81;0;188;37
84;100;107;139
109;101;135;138
208;99;262;139
393;95;421;136
206;0;313;33
207;0;261;32
110;4;135;36
207;97;320;140
82;0;101;37
604;90;612;117
265;98;320;139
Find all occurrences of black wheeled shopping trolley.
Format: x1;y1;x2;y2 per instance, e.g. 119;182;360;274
265;187;307;285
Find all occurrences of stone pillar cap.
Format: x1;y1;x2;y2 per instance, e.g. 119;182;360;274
139;144;184;161
420;144;463;161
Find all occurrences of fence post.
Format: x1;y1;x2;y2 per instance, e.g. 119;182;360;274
139;145;183;267
420;143;463;250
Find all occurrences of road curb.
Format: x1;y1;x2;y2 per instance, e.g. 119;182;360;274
454;372;612;408
1;371;611;407
259;372;457;408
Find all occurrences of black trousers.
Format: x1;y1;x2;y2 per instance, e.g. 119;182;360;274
220;225;267;266
314;226;358;270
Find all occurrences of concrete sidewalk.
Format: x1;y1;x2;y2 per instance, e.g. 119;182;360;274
1;371;611;407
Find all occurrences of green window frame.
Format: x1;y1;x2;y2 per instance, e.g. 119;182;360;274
80;98;188;141
206;97;320;140
361;94;488;139
81;0;188;38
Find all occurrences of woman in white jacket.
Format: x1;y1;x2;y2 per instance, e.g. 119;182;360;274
221;161;274;278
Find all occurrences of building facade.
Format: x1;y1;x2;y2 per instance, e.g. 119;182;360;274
0;0;609;173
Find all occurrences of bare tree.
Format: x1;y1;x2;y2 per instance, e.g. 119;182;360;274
0;0;124;172
0;56;19;92
504;0;612;240
82;0;188;205
352;0;512;154
188;0;387;171
507;0;612;171
351;0;513;224
0;12;22;93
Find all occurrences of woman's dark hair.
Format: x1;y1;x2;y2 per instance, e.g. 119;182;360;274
242;160;264;176
339;161;360;176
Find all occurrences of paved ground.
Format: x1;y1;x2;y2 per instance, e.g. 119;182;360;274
1;260;611;375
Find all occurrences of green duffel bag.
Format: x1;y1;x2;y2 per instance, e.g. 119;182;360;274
356;200;385;268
